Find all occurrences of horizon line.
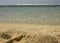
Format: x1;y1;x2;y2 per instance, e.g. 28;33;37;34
0;4;60;5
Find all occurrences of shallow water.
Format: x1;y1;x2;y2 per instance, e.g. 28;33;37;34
0;7;60;25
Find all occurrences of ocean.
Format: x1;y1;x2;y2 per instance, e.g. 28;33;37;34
0;7;60;25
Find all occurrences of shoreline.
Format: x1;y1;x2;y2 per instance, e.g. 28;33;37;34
0;23;60;32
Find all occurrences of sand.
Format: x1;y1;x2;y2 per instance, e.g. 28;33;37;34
0;23;60;43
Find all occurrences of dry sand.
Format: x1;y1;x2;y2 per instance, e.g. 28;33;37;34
0;23;60;43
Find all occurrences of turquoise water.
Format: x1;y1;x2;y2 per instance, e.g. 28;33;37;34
0;7;60;25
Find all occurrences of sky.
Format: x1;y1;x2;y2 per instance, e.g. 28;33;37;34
0;0;60;5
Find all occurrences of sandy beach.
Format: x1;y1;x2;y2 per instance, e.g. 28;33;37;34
0;23;60;43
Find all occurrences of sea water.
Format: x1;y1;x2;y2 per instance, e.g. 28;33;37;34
0;7;60;25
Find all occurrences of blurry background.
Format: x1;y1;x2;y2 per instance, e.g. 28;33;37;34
0;0;60;25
